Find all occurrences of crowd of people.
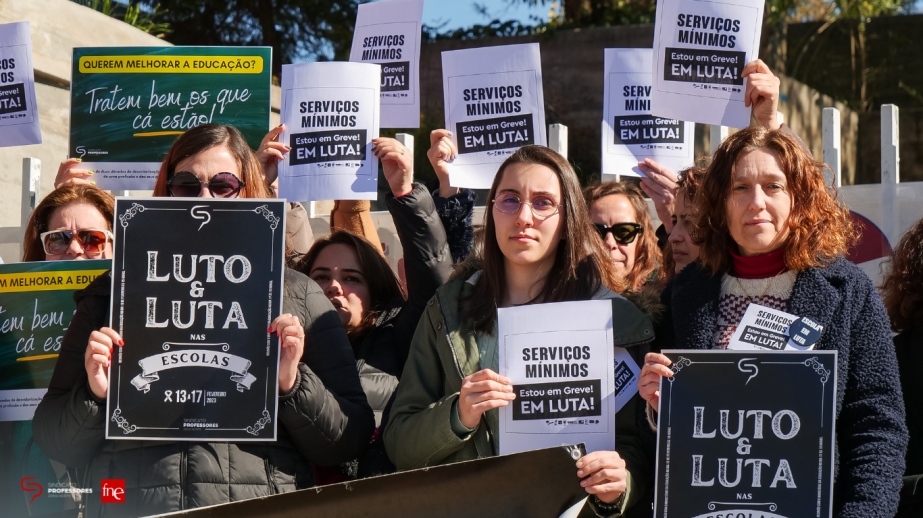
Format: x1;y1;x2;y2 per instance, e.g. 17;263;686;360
16;59;919;518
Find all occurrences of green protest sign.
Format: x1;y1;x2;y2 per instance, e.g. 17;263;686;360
0;259;110;421
69;47;272;190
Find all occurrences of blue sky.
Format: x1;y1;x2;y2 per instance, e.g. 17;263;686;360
420;0;552;31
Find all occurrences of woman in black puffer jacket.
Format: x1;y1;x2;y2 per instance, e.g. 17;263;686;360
32;124;374;518
295;136;457;479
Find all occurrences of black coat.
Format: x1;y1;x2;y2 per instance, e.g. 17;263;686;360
894;326;923;517
347;183;455;478
658;258;908;518
32;268;374;517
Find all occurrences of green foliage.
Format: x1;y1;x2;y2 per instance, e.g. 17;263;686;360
74;0;171;38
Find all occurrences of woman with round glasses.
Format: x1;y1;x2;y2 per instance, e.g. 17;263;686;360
385;145;658;515
22;185;115;261
584;181;663;292
33;124;374;517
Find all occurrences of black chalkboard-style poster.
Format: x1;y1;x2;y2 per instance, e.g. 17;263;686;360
655;350;837;518
106;198;285;441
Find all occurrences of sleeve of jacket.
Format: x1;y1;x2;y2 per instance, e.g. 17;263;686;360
384;306;471;470
32;281;109;467
284;202;315;264
834;276;908;518
386;183;454;372
425;180;475;263
329;199;383;254
277;269;375;466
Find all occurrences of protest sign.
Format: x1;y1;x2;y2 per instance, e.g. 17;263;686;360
70;47;272;190
278;62;380;201
173;445;588;518
442;43;546;189
602;48;694;178
0;260;110;421
349;0;423;128
107;198;284;441
651;0;764;128
0;22;41;147
655;350;837;518
498;300;620;455
728;303;824;352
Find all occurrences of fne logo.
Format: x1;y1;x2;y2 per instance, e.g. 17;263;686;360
101;479;125;503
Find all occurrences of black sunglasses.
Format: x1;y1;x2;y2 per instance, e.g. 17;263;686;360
167;171;245;198
594;222;643;245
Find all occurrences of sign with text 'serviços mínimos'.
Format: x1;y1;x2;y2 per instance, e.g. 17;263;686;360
107;198;285;441
655;350;837;518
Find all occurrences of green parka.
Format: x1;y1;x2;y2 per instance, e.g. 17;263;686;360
384;264;658;516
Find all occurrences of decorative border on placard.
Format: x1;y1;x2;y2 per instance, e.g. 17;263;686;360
110;408;137;435
709;502;777;512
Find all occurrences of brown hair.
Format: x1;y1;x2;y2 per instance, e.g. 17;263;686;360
22;185;115;262
662;166;705;279
468;145;622;333
295;231;404;335
152;124;271;199
881;217;923;332
695;126;854;275
583;181;662;291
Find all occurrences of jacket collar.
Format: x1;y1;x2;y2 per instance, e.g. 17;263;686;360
672;258;847;349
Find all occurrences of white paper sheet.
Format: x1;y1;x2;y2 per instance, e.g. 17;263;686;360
727;303;822;351
442;43;546;189
651;0;764;128
279;62;380;201
0;22;41;147
349;0;423;129
498;300;616;456
602;48;694;178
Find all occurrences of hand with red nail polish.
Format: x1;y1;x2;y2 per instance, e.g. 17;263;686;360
85;327;121;400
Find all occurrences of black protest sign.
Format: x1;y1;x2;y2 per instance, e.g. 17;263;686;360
655;350;837;518
107;198;285;441
512;379;602;422
664;48;746;88
456;114;535;154
612;115;685;145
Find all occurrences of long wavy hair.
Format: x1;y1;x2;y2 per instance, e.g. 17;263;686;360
296;231;404;336
695;126;854;275
22;185;115;262
467;145;622;334
152;124;271;199
583;181;662;291
881;217;923;332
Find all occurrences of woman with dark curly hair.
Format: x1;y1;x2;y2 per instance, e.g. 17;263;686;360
880;218;923;517
638;125;908;518
584;181;662;292
662;166;704;279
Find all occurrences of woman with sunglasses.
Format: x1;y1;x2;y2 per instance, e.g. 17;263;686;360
385;145;658;516
584;181;663;293
33;124;375;518
22;185;115;262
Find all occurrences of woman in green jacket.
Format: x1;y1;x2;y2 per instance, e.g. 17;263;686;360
384;145;657;517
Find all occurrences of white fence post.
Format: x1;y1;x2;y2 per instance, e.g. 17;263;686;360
396;133;415;184
21;158;41;227
548;123;568;159
822;107;842;188
113;190;130;198
710;124;728;155
881;104;900;246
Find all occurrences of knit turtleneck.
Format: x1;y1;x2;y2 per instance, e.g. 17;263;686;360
730;246;788;279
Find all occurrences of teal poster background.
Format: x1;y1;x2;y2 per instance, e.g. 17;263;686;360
69;47;271;163
0;259;110;392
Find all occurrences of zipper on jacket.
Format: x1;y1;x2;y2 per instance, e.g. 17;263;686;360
180;443;188;510
264;458;280;494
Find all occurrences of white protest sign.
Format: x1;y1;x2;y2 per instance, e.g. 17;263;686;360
728;303;823;351
442;43;546;189
498;300;615;456
651;0;764;128
602;49;694;178
0;22;41;147
349;0;423;129
279;62;380;201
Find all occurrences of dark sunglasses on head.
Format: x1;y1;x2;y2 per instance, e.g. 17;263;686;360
40;228;113;257
594;222;642;245
167;171;245;198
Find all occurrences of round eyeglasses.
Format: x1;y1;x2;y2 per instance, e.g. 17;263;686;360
492;193;562;218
